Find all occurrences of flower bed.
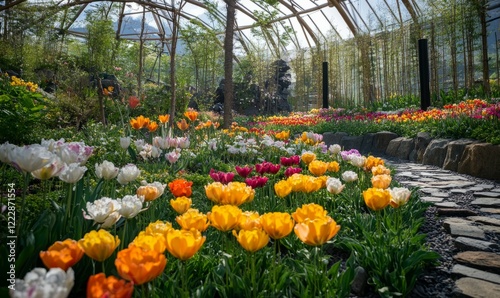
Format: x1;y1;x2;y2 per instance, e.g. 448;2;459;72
0;111;439;297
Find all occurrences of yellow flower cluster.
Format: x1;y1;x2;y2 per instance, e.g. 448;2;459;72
205;181;255;206
10;76;38;92
274;173;326;198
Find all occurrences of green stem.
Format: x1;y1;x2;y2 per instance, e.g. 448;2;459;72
251;252;256;298
120;220;128;250
101;260;106;275
181;260;187;297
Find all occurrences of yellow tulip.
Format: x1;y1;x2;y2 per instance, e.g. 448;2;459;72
144;220;173;236
137;185;161;202
287;173;305;192
327;161;340;173
237;211;261;230
308;160;328;176
205;182;224;204
371;165;391;176
165;229;206;261
302;176;322;193
292;203;328;223
205;182;254;206
208;205;242;232
260;212;294;240
294;217;341;246
301;151;316;165
371;174;392;189
364;156;385;171
363;188;391;211
170;196;192;214
131;231;167;254
233;228;269;252
78;230;120;262
176;209;210;232
274;180;292;198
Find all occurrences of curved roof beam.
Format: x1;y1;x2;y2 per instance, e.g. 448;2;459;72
327;0;357;35
401;0;420;24
278;0;318;46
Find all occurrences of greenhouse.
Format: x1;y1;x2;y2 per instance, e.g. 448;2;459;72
1;1;500;297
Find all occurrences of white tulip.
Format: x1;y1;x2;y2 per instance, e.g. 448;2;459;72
95;161;119;180
116;164;141;185
31;156;65;180
9;145;54;173
326;177;345;194
118;195;144;219
119;137;131;149
341;170;358;183
59;163;87;183
83;197;121;224
10;267;74;298
390;187;412;208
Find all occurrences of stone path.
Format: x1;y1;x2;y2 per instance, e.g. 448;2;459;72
388;161;500;297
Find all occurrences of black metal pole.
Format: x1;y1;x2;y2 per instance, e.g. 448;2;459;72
418;39;431;111
322;61;329;109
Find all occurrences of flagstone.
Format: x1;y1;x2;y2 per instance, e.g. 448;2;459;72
450;189;469;194
421;196;444;203
452;264;500;284
473;192;500;198
454;251;500;274
471;198;500;207
435;202;460;208
454;237;499;251
467;216;500;227
453;277;500;297
479;208;500;214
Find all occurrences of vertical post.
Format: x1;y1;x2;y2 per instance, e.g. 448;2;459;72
322;61;329;109
418;39;431;111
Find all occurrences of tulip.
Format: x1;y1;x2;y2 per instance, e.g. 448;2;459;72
184;110;199;121
280;155;300;167
170;196;192;214
371;174;392;189
340;149;361;161
301;176;323;193
327;161;340;173
145;220;173;236
101;212;122;229
245;176;268;188
300;151;316;165
78;230;120;262
326;177;345;195
10;267;74;298
131;231;167;254
235;165;253;178
147;121;159;132
274;130;290;140
166;149;181;164
177;119;190;131
165;229;206;260
341;170;358;183
39;239;84;271
292;203;328;223
284;166;302;178
95;160;119;180
208;205;242;232
168;178;193;197
136;185;160;202
118;195;144;219
130;115;150;130
205;182;224;204
9;144;53;173
0;142;16;163
87;273;134;298
260;212;294;240
158;114;170;124
209;169;235;184
116;164;141;185
364;155;385;171
371;165;391;176
237;211;261;230
294;217;341;246
115;246;167;285
134;139;145;152
31;156;65;180
363;187;391;211
274;180;292;198
57;142;93;165
128;95;140;109
350;155;366;168
178;137;190;149
119;137;131;150
389;187;412;208
328;144;341;155
83;197;121;225
176;208;210;232
308;160;328;176
58;163;87;184
233;228;269;252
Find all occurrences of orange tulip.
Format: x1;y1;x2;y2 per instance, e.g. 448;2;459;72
87;273;134;298
165;229;206;261
177;119;190;131
327;161;340;172
168;178;193;197
371;174;392;189
363;187;391;211
364;156;385;171
130;115;150;130
292;203;328;223
301;151;316;165
207;205;242;232
115;246;167;285
184;109;199;121
128;96;140;109
233;228;269;253
147;121;159;132
39;239;84;271
137;185;161;202
308;160;328;176
158;114;170;124
371;165;391;176
170;196;192;214
294;217;341;246
274;130;290;140
176;209;210;232
260;212;294;240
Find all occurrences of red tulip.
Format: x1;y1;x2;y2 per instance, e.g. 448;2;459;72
209;169;235;184
245;176;269;189
235;165;253;178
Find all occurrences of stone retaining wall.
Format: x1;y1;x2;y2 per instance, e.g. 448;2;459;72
322;131;500;182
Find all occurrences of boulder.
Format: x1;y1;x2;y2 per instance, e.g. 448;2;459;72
422;139;451;167
443;139;477;172
415;132;432;163
341;135;364;151
396;137;415;160
359;133;375;154
458;143;500;181
322;132;348;147
385;137;403;157
372;131;398;154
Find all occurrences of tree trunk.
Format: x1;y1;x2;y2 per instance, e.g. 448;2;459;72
138;8;146;98
223;0;236;128
477;0;490;95
168;1;184;129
